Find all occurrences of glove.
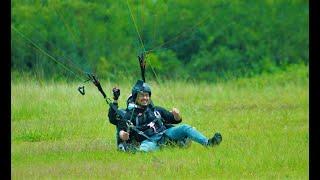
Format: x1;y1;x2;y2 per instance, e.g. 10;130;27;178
112;87;120;100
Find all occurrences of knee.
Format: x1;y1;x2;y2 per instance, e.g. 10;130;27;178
139;141;158;152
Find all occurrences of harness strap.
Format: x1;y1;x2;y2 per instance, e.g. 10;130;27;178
137;117;164;130
126;120;152;140
138;53;146;82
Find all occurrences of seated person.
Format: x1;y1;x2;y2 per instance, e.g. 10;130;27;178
108;85;191;152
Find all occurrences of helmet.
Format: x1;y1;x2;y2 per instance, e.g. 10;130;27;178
131;80;152;102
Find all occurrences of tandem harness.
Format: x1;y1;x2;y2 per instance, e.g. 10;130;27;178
126;110;167;141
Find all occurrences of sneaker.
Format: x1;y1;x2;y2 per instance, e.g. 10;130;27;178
208;132;222;146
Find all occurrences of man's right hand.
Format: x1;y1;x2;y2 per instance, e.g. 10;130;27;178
112;87;120;100
119;130;129;141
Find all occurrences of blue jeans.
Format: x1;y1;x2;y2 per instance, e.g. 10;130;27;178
139;124;209;152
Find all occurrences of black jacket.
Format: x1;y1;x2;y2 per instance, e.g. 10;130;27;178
108;102;121;126
108;103;181;142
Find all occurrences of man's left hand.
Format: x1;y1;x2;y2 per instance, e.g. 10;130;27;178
171;108;182;121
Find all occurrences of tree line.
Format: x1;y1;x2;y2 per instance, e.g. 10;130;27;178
11;0;309;82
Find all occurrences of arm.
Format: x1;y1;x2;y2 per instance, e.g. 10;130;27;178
117;110;133;141
155;106;182;124
108;102;119;125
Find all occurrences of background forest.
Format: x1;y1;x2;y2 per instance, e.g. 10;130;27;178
11;0;309;82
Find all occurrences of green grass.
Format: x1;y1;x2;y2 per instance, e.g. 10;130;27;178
11;64;309;179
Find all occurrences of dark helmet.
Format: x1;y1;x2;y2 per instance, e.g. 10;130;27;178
131;80;151;101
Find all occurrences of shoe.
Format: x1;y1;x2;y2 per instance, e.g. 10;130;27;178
208;132;222;146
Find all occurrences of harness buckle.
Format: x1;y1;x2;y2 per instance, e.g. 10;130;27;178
147;122;157;133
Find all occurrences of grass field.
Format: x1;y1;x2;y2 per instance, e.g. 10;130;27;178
11;64;309;179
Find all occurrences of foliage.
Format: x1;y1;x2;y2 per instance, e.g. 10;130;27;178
11;0;308;82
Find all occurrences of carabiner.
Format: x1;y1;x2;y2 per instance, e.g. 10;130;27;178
78;86;85;95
